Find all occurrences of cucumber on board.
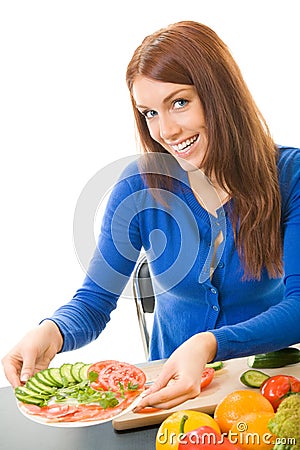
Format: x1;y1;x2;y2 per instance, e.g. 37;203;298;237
240;369;270;388
247;347;300;369
205;361;224;371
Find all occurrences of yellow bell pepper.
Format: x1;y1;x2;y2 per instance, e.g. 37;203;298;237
156;409;221;449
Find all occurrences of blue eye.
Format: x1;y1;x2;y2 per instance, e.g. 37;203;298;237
174;99;188;109
143;110;157;119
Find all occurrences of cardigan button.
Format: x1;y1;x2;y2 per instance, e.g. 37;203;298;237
210;287;217;294
212;305;219;311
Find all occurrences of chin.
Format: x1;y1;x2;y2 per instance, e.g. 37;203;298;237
175;156;203;172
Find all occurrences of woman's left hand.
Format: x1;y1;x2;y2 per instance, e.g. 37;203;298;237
134;332;217;411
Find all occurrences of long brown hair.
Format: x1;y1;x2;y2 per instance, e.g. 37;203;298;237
126;20;282;280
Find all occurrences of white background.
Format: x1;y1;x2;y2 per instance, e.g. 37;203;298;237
1;0;299;387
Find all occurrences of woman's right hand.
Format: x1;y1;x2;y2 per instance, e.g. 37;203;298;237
1;320;63;388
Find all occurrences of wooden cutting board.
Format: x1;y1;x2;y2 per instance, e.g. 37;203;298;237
112;352;300;430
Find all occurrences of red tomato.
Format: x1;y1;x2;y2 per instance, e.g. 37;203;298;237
88;360;146;392
260;374;300;410
135;406;161;414
200;367;215;389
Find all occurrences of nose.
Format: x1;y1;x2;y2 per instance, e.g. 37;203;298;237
159;113;181;141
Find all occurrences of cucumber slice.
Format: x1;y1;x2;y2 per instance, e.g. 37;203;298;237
60;363;77;384
15;386;49;400
25;379;45;395
15;392;46;406
34;370;56;387
78;363;92;381
71;362;85;382
205;361;224;371
39;369;56;386
33;370;54;387
47;367;65;387
26;378;57;395
240;369;270;388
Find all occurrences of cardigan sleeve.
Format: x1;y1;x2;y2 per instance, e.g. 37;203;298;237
212;148;300;361
43;166;143;352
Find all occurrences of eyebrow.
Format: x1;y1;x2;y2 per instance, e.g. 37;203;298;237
135;87;192;109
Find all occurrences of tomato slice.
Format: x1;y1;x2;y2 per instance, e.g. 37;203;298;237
260;374;300;410
88;360;146;393
135;406;161;414
200;367;215;389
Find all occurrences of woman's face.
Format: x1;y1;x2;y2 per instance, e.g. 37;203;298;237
132;76;208;171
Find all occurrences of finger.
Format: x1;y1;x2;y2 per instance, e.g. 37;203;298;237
135;382;200;411
20;355;37;383
143;362;177;397
134;389;191;411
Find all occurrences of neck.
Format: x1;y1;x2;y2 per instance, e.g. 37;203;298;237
188;170;230;216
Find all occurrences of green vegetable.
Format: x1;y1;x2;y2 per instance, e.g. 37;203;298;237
14;362;109;408
54;380;119;408
240;369;270;388
45;367;65;386
15;386;49;406
71;362;86;382
88;370;99;383
268;393;300;449
205;361;224;370
127;381;139;390
247;347;300;369
60;363;77;384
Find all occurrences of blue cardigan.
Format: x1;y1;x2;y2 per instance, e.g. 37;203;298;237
47;146;300;361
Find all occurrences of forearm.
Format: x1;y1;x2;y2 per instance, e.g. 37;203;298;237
43;287;118;352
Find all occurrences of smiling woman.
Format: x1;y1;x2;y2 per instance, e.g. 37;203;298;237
2;19;300;415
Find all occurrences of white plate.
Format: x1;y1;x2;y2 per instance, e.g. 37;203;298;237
17;392;146;428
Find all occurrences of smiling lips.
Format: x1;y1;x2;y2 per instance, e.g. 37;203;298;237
170;134;199;155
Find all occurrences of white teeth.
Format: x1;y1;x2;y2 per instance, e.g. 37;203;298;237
172;135;198;153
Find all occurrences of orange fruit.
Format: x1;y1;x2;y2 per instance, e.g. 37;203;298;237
214;390;274;433
156;409;220;449
229;411;276;449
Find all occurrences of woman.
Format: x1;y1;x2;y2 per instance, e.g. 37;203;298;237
2;21;300;411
